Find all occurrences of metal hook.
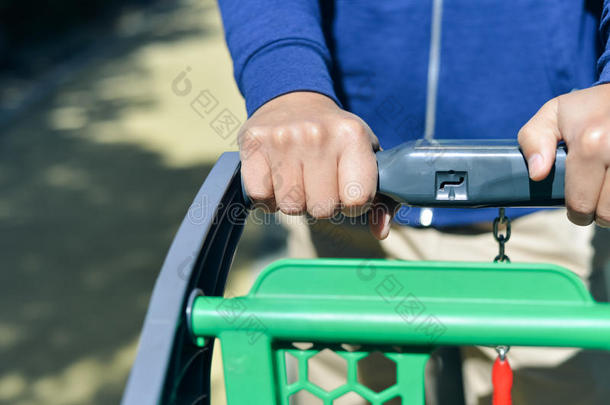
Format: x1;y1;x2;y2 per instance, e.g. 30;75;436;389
495;345;510;361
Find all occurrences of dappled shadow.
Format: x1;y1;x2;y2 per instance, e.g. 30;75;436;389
0;0;219;126
0;97;213;404
0;0;284;404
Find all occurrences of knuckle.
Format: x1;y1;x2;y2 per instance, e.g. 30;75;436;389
302;122;325;146
342;193;372;210
278;187;306;215
577;127;608;158
238;133;264;159
517;126;533;143
279;203;305;215
240;126;267;142
566;198;595;217
238;129;260;151
308;198;339;218
238;127;269;157
542;97;560;113
270;127;292;146
247;189;274;203
337;118;367;141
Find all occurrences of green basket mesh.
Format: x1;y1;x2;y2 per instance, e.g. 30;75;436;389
275;342;418;405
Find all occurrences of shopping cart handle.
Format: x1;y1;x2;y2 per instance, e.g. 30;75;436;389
376;139;566;208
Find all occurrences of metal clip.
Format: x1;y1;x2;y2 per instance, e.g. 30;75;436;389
495;345;510;361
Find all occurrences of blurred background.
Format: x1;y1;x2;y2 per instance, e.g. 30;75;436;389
0;0;286;403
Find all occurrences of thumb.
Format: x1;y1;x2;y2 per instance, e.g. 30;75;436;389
518;98;562;182
368;194;400;240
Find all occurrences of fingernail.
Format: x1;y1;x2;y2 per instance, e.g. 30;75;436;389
381;213;392;238
527;153;544;179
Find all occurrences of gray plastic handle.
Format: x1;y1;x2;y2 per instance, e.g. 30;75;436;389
376;139;566;208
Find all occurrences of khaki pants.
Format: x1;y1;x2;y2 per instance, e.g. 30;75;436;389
281;209;610;405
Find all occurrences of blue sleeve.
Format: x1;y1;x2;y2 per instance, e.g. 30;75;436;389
217;0;340;116
596;0;610;85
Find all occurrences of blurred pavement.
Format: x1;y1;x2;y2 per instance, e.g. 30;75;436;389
0;0;284;404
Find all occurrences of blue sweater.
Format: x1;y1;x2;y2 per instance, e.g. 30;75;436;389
218;0;610;227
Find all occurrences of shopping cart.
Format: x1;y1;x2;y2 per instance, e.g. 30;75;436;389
121;140;610;405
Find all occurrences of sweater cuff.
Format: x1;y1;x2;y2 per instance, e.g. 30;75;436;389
595;51;610;86
240;39;340;116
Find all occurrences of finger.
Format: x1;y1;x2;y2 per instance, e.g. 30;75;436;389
240;149;276;212
368;194;401;240
303;157;340;218
273;160;306;215
365;123;381;152
595;168;610;228
565;152;605;226
518;98;562;181
338;142;377;217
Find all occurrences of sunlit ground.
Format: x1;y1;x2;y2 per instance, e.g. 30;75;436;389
0;0;283;403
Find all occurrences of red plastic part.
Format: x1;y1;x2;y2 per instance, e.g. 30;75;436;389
492;356;513;405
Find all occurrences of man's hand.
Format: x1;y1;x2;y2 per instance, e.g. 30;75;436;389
238;91;396;239
519;83;610;227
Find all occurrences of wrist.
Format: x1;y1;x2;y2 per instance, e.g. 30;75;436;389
256;91;339;115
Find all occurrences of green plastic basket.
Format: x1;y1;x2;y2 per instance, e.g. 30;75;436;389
191;259;610;405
